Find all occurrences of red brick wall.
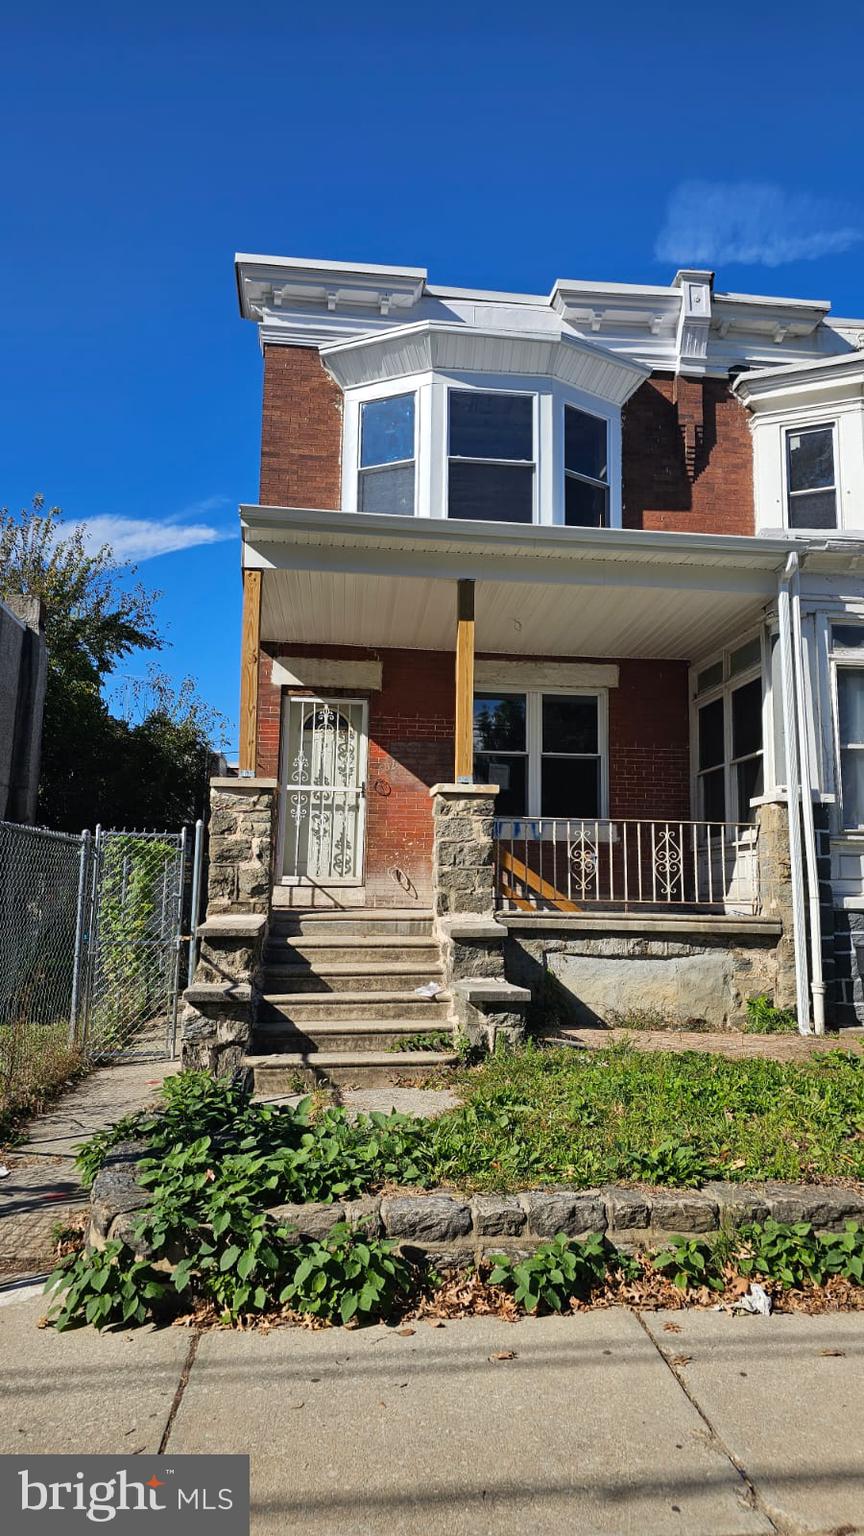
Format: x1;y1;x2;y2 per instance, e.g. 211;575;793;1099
259;345;342;508
257;645;691;904
622;375;754;535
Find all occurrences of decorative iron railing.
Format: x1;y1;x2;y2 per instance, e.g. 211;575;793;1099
494;817;759;913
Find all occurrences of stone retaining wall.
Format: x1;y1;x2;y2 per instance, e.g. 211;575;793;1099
503;916;787;1032
90;1155;864;1271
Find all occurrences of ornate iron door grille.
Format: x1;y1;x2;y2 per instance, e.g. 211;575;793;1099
280;698;368;884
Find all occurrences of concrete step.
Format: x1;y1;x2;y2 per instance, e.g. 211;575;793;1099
258;991;452;1024
252;1018;454;1053
268;909;434;938
264;936;441;967
245;1049;458;1091
260;963;444;994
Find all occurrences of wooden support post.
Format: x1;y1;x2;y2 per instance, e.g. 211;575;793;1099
454;578;475;781
239;569;262;772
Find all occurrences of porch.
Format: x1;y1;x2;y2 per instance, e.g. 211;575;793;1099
238;507;792;917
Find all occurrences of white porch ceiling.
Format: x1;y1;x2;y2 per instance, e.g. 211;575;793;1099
260;568;769;661
247;507;801;663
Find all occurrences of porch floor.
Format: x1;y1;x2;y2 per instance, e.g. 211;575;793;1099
543;1025;864;1061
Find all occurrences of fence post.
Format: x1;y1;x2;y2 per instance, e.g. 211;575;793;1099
187;818;205;985
79;824;102;1055
167;826;188;1059
68;829;92;1046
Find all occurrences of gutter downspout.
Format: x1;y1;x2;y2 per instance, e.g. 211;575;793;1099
777;553;812;1033
789;556;826;1034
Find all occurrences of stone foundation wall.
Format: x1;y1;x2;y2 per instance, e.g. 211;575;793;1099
430;783;498;917
503;917;786;1031
207;777;277;915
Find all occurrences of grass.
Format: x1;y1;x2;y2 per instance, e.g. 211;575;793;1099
0;1019;82;1144
428;1040;864;1190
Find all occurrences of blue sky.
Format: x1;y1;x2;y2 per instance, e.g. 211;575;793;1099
2;0;862;755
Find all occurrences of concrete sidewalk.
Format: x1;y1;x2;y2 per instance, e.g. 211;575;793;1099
0;1053;176;1280
2;1297;862;1535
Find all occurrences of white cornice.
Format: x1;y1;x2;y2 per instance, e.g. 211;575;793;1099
235;252;860;378
318;321;649;405
733;350;864;414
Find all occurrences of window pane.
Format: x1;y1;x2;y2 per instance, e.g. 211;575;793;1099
841;749;864;828
696;661;723;695
474;694;526;753
698;698;725;771
449;461;533;522
731;677;762;760
449;391;533;461
700;767;726;823
833;626;864;651
360;394;414;468
729;637;761;676
358;464;415;515
565;407;607;481
736;756;763;821
475;753;526;817
838;669;864;746
542;695;598;754
541;756;600;818
787;426;834;492
565;475;609;528
788;489;837;530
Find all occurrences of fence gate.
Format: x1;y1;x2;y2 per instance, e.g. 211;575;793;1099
79;827;189;1061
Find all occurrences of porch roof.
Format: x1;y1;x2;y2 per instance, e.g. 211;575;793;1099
240;506;816;662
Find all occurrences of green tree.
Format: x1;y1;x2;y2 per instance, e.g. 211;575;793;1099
0;497;226;829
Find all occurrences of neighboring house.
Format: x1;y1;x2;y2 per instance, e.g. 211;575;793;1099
181;257;864;1085
0;593;47;823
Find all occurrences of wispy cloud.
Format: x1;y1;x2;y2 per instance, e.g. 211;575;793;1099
655;181;862;269
63;499;235;564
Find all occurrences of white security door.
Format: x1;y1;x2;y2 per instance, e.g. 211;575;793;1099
279;698;368;883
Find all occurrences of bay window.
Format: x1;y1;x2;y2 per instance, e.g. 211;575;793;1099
358;393;416;514
564;405;609;527
447;390;535;523
473;690;605;818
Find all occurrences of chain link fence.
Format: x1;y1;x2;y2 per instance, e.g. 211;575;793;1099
0;822;85;1121
0;819;203;1126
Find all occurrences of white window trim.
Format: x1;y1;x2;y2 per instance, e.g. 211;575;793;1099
690;633;765;824
474;685;609;820
563;400;612;529
783;419;840;532
340;371;623;527
750;397;864;535
829;622;864;833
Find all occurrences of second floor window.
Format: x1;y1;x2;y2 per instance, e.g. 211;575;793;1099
448;390;534;522
358;393;415;514
786;424;837;529
564;406;609;527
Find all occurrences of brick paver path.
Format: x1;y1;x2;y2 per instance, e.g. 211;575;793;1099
0;1051;176;1283
546;1026;864;1062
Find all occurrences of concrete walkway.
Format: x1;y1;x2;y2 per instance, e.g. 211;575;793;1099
1;1298;862;1534
0;1053;176;1281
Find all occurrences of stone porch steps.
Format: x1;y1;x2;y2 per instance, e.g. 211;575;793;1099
261;961;444;993
263;936;441;968
269;908;434;938
246;1049;458;1091
257;991;452;1024
252;1018;454;1052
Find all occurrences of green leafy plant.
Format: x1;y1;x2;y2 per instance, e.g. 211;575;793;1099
745;994;797;1035
386;1030;452;1053
735;1218;864;1288
621;1139;714;1188
44;1241;170;1331
487;1232;608;1313
279;1223;414;1325
651;1234;724;1292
